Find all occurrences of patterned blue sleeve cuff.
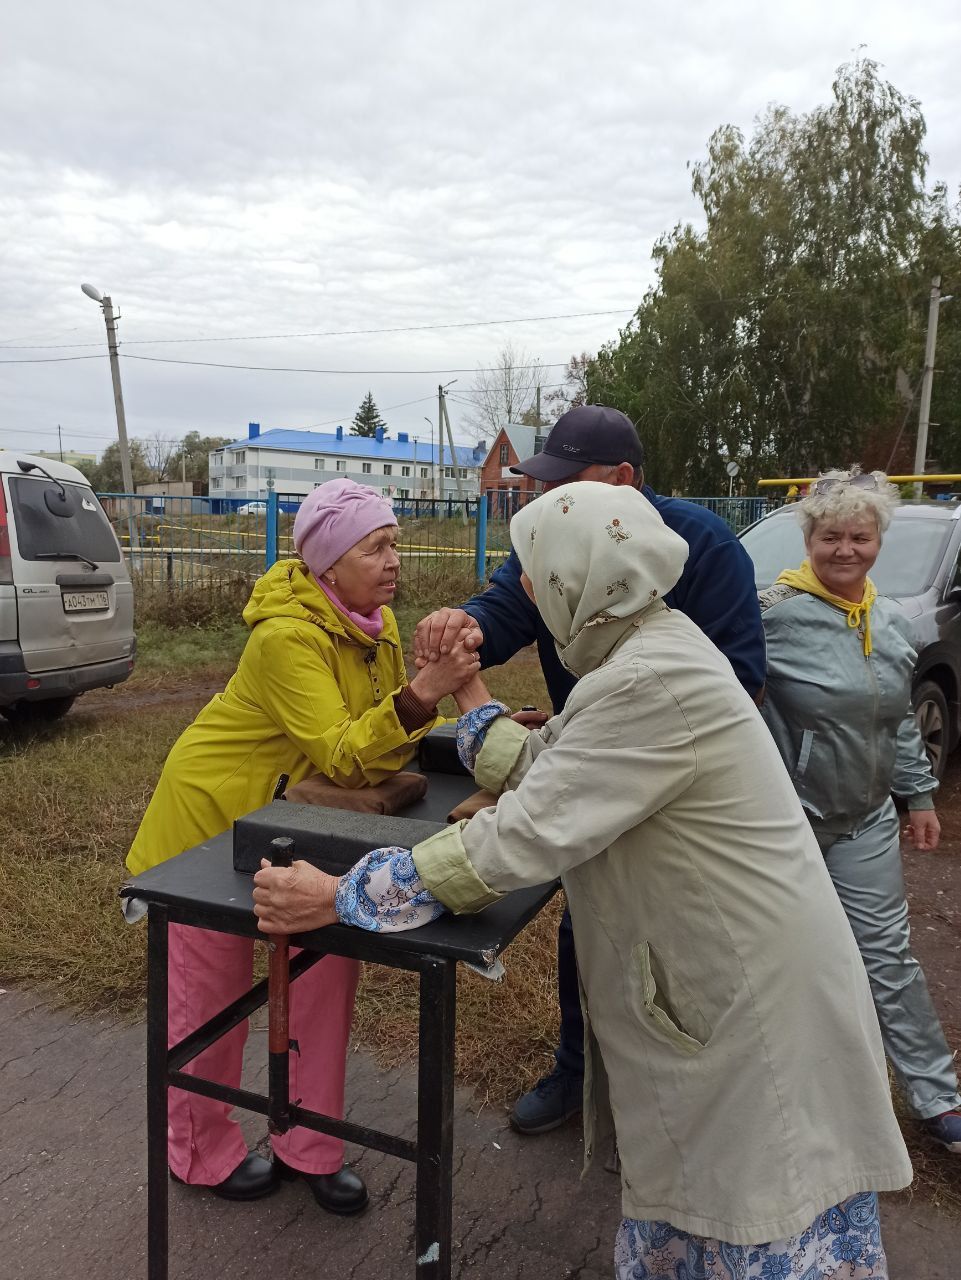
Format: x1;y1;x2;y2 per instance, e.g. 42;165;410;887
335;846;446;933
455;700;511;772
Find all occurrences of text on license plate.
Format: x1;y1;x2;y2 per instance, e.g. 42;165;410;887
62;590;109;612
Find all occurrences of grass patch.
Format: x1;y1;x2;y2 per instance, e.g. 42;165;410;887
135;575;254;629
132;620;248;681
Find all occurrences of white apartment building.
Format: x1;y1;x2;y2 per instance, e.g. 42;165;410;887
209;423;486;504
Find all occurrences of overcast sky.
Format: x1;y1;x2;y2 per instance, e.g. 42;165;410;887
1;0;959;461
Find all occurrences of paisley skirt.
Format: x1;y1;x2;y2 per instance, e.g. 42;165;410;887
614;1192;886;1279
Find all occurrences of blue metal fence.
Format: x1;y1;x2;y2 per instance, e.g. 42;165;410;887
100;490;776;599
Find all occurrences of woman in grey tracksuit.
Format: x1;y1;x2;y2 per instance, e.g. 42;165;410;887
761;468;961;1154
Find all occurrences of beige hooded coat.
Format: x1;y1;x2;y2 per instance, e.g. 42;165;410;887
410;482;911;1244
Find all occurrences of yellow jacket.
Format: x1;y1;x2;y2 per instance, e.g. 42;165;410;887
126;559;440;875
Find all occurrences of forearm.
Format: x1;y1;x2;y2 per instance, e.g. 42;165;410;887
453;674;493;715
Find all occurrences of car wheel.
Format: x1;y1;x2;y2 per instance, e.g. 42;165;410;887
913;680;950;782
1;695;77;727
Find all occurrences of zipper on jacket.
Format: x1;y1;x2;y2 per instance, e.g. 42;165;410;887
864;636;880;801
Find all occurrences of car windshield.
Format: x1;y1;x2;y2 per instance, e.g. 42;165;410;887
740;512;953;596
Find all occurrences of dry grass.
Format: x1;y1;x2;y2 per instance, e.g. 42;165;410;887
353;896;564;1108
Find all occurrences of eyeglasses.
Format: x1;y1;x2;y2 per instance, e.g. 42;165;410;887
812;473;879;496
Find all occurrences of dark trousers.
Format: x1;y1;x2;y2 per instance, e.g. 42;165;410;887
555;906;585;1077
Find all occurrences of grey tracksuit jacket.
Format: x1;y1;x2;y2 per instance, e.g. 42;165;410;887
759;586;936;831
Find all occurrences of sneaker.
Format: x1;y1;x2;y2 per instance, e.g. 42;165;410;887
509;1068;583;1135
923;1110;961;1154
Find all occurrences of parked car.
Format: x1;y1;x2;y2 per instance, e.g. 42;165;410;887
236;500;268;515
0;451;136;726
739;499;961;780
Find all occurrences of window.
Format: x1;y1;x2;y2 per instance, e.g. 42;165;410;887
444;467;454;478
398;489;410;498
314;458;324;470
7;476;121;563
383;464;392;476
234;476;244;489
420;467;429;478
362;462;372;474
499;444;509;464
336;460;347;472
234;450;246;465
458;468;468;479
401;465;411;477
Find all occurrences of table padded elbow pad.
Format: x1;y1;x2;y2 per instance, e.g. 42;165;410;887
233;800;449;875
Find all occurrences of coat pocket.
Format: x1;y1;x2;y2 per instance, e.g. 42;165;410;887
630;941;710;1056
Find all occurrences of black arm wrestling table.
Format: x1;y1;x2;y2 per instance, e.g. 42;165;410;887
122;811;558;1280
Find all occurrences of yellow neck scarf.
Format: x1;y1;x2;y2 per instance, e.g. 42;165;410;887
775;560;877;656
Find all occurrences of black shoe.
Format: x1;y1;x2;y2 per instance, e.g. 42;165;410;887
509;1067;583;1135
273;1154;369;1215
170;1152;280;1202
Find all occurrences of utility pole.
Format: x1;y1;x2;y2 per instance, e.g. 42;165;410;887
440;392;468;521
535;385;542;426
101;297;136;499
913;276;943;499
437;384;444;506
436;380;458;506
57;424;63;462
81;284;139;550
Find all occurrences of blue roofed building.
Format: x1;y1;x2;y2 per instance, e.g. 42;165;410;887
208;422;487;504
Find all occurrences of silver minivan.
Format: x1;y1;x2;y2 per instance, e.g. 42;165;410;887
0;450;136;725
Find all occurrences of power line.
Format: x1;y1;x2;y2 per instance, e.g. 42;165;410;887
0;393;448;447
0;354;107;364
0;308;636;351
120;354;571;375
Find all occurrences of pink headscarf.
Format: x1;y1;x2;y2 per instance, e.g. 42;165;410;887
293;479;397;578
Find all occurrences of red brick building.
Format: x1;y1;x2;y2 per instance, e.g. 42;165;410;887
480;426;547;514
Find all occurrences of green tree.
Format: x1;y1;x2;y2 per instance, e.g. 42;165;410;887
88;440;152;492
351;392;386;437
170;431;233;486
589;58;960;492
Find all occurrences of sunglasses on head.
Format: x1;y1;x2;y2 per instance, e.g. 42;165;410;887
812;473;879;496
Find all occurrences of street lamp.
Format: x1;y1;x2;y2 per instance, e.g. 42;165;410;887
81;283;139;550
423;416;436;503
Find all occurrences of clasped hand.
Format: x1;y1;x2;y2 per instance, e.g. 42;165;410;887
408;612;482;707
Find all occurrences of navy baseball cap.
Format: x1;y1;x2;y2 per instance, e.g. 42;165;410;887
510;405;644;483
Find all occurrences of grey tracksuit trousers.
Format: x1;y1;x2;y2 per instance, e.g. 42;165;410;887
812;798;960;1120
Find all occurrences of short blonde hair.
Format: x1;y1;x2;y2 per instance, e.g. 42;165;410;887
796;467;900;541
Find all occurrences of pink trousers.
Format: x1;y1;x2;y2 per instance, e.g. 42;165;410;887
167;922;360;1185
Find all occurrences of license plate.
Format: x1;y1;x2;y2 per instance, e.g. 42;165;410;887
62;590;109;612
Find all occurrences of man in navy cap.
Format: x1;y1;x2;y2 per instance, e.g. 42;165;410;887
414;404;764;1134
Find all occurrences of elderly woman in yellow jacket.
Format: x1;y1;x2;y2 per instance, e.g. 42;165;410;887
127;479;478;1212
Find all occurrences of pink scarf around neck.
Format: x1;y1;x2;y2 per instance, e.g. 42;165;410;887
316;577;384;639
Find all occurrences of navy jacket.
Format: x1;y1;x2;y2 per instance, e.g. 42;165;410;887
463;486;765;713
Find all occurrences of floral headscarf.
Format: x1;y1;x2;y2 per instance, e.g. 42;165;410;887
510;482;689;677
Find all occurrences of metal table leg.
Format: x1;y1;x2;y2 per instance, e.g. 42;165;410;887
147;905;169;1280
415;957;456;1279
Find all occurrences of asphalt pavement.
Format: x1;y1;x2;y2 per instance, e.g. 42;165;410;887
2;987;958;1279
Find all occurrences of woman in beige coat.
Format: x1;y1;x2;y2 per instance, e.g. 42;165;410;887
254;482;911;1278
